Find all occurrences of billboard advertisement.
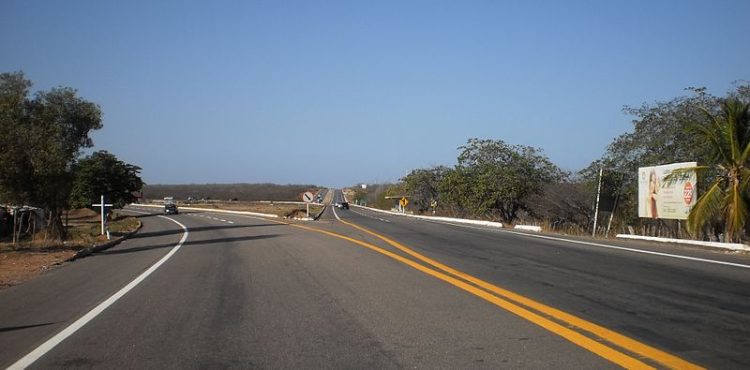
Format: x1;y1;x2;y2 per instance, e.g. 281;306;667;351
638;162;697;220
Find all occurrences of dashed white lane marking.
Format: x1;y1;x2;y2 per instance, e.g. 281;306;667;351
9;214;189;369
186;212;236;225
350;209;390;223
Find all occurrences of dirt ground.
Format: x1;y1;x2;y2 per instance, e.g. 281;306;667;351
0;209;140;290
0;249;76;289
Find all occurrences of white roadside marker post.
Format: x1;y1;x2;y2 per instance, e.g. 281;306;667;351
92;195;113;237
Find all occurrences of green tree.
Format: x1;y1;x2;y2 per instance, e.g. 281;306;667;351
0;72;34;206
442;138;565;222
70;151;144;209
676;99;750;242
402;166;448;212
0;71;102;239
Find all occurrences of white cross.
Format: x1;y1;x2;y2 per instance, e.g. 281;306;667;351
92;195;114;235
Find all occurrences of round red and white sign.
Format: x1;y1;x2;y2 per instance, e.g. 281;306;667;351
683;182;694;204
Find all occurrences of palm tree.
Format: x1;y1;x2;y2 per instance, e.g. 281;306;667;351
682;99;750;242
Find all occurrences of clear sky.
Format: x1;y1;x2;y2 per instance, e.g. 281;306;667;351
2;1;748;187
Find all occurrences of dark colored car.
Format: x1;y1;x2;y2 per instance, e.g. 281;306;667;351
340;202;349;210
164;203;178;215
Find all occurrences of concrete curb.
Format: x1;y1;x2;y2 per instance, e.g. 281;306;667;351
514;225;542;232
616;234;750;251
131;204;279;218
350;204;505;228
68;220;143;261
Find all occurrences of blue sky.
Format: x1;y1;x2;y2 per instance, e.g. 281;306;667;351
2;1;748;187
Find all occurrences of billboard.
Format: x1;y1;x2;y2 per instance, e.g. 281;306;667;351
638;162;697;220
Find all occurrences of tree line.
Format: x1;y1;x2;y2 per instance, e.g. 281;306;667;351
0;72;143;241
358;82;750;241
142;183;319;202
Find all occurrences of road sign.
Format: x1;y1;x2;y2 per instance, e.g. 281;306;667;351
399;197;409;207
303;192;314;203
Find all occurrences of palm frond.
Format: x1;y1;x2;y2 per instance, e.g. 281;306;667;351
687;180;724;234
694;108;730;164
723;182;749;242
739;167;750;193
663;166;705;186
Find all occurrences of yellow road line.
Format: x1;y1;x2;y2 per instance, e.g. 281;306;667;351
288;223;654;369
336;218;704;370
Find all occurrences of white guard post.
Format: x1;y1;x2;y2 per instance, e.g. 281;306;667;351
92;195;114;236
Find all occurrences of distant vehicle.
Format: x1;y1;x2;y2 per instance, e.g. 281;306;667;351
336;202;349;210
164;203;178;215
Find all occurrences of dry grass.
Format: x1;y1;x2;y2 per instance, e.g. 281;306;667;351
0;250;76;289
0;209;141;290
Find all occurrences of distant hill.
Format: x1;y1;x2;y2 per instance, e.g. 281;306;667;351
142;183;320;202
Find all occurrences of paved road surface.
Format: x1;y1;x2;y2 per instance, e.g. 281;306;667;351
0;190;748;368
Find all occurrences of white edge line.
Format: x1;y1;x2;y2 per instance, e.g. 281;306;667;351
8;215;190;369
332;201;341;221
504;231;750;270
353;206;750;270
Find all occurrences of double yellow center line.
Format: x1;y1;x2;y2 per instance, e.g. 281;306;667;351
280;215;703;369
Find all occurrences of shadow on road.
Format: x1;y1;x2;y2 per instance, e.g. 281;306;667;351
99;234;283;256
0;322;59;333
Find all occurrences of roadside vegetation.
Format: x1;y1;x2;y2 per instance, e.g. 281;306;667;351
0;71;143;246
358;83;750;242
142;183;319;202
0;209;140;288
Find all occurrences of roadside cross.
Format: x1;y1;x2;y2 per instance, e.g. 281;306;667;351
92;195;114;236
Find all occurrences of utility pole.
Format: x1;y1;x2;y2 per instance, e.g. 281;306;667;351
592;167;603;238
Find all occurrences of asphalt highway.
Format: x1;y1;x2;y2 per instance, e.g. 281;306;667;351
0;190;748;368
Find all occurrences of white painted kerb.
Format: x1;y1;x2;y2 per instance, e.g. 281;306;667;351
616;234;750;251
350;204;504;228
514;225;542;232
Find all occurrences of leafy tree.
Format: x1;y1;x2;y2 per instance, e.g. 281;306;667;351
70;151;144;209
443;138;565;222
402;166;448;212
673;99;750;242
0;71;102;239
0;72;34;205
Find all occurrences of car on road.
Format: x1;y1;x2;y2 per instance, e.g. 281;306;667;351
337;202;349;210
164;203;178;215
